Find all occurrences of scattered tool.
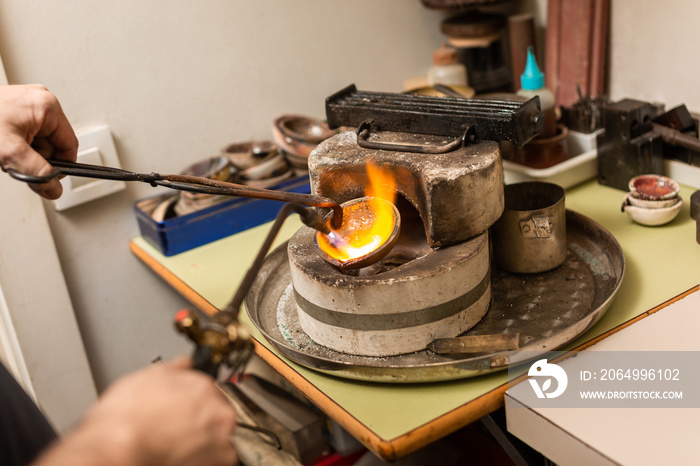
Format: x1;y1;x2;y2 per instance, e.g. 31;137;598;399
427;333;520;354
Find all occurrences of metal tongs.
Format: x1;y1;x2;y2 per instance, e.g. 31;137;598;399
7;159;342;377
8;159;343;228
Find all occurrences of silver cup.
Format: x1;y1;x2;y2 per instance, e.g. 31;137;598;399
492;181;567;274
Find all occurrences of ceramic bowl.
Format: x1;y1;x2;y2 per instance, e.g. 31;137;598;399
237;150;289;182
404;84;475;98
628;174;680;200
623;196;683;226
221;140;277;169
176;156;237;210
622;192;680;209
272;114;336;159
180;155;234;181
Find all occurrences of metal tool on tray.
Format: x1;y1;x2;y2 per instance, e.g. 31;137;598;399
7;159;343;228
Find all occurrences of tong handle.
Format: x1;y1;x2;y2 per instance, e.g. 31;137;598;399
7;159;344;228
8;159;153;184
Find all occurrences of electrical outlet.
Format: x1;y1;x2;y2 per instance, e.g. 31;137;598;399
53;125;126;211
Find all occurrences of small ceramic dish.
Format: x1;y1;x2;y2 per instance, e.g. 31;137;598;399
175;156;237;214
622;196;683;226
237;150;289;182
628;174;680;200
621;191;680;210
404;84;475;98
181;155;234;181
221;140;278;169
283;150;310;169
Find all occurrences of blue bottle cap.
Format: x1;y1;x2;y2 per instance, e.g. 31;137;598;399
521;46;544;90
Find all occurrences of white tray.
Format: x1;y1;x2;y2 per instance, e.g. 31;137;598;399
503;130;600;189
504;129;700;190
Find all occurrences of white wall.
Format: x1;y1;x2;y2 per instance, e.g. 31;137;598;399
0;0;698;393
0;51;96;434
514;0;700;112
607;0;700;111
0;0;445;390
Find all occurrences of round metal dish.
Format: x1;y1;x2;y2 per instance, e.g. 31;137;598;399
245;210;625;383
315;196;402;270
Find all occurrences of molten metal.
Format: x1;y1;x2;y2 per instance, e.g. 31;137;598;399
316;165;400;269
316;196;400;269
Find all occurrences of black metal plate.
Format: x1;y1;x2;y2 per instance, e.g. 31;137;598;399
325;84;543;148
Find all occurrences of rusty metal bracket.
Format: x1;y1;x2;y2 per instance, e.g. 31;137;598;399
520;216;552;238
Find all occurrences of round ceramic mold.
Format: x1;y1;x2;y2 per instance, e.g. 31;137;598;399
628;174;680;200
622;196;683;226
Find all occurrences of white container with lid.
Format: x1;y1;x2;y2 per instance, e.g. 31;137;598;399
427;43;468;87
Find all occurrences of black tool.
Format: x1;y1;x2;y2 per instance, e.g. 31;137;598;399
596;98;663;191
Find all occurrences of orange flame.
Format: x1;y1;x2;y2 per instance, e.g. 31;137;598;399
317;164;397;263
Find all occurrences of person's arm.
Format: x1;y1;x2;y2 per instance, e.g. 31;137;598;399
32;357;238;466
0;84;78;199
0;85;237;464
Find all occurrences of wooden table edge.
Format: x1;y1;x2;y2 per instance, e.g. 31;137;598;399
129;238;699;461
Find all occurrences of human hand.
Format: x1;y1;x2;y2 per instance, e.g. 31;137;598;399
35;356;238;466
0;84;78;199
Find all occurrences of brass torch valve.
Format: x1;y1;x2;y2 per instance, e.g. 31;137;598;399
174;309;254;377
173;202;336;379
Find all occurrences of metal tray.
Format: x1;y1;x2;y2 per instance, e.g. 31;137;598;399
245;210;625;383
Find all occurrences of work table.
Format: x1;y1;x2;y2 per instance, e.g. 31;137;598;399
130;179;700;461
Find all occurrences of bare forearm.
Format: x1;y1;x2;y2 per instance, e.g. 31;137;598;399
32;358;237;466
32;422;142;466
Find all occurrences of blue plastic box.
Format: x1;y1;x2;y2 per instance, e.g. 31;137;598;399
134;175;311;256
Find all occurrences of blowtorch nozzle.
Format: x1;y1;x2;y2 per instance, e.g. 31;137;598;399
296;205;332;234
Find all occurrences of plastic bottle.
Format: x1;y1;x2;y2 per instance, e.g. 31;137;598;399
517;46;557;138
427;43;468;87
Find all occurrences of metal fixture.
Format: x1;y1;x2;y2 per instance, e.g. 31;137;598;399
691;190;700;220
492;182;567;274
560;87;608;134
597;98;663;191
427;333;520;354
325;84;543;148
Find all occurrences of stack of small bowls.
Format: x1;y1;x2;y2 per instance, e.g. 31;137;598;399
621;174;683;226
221;140;292;189
271;114;337;174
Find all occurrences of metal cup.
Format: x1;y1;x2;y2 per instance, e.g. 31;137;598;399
492;181;567;274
